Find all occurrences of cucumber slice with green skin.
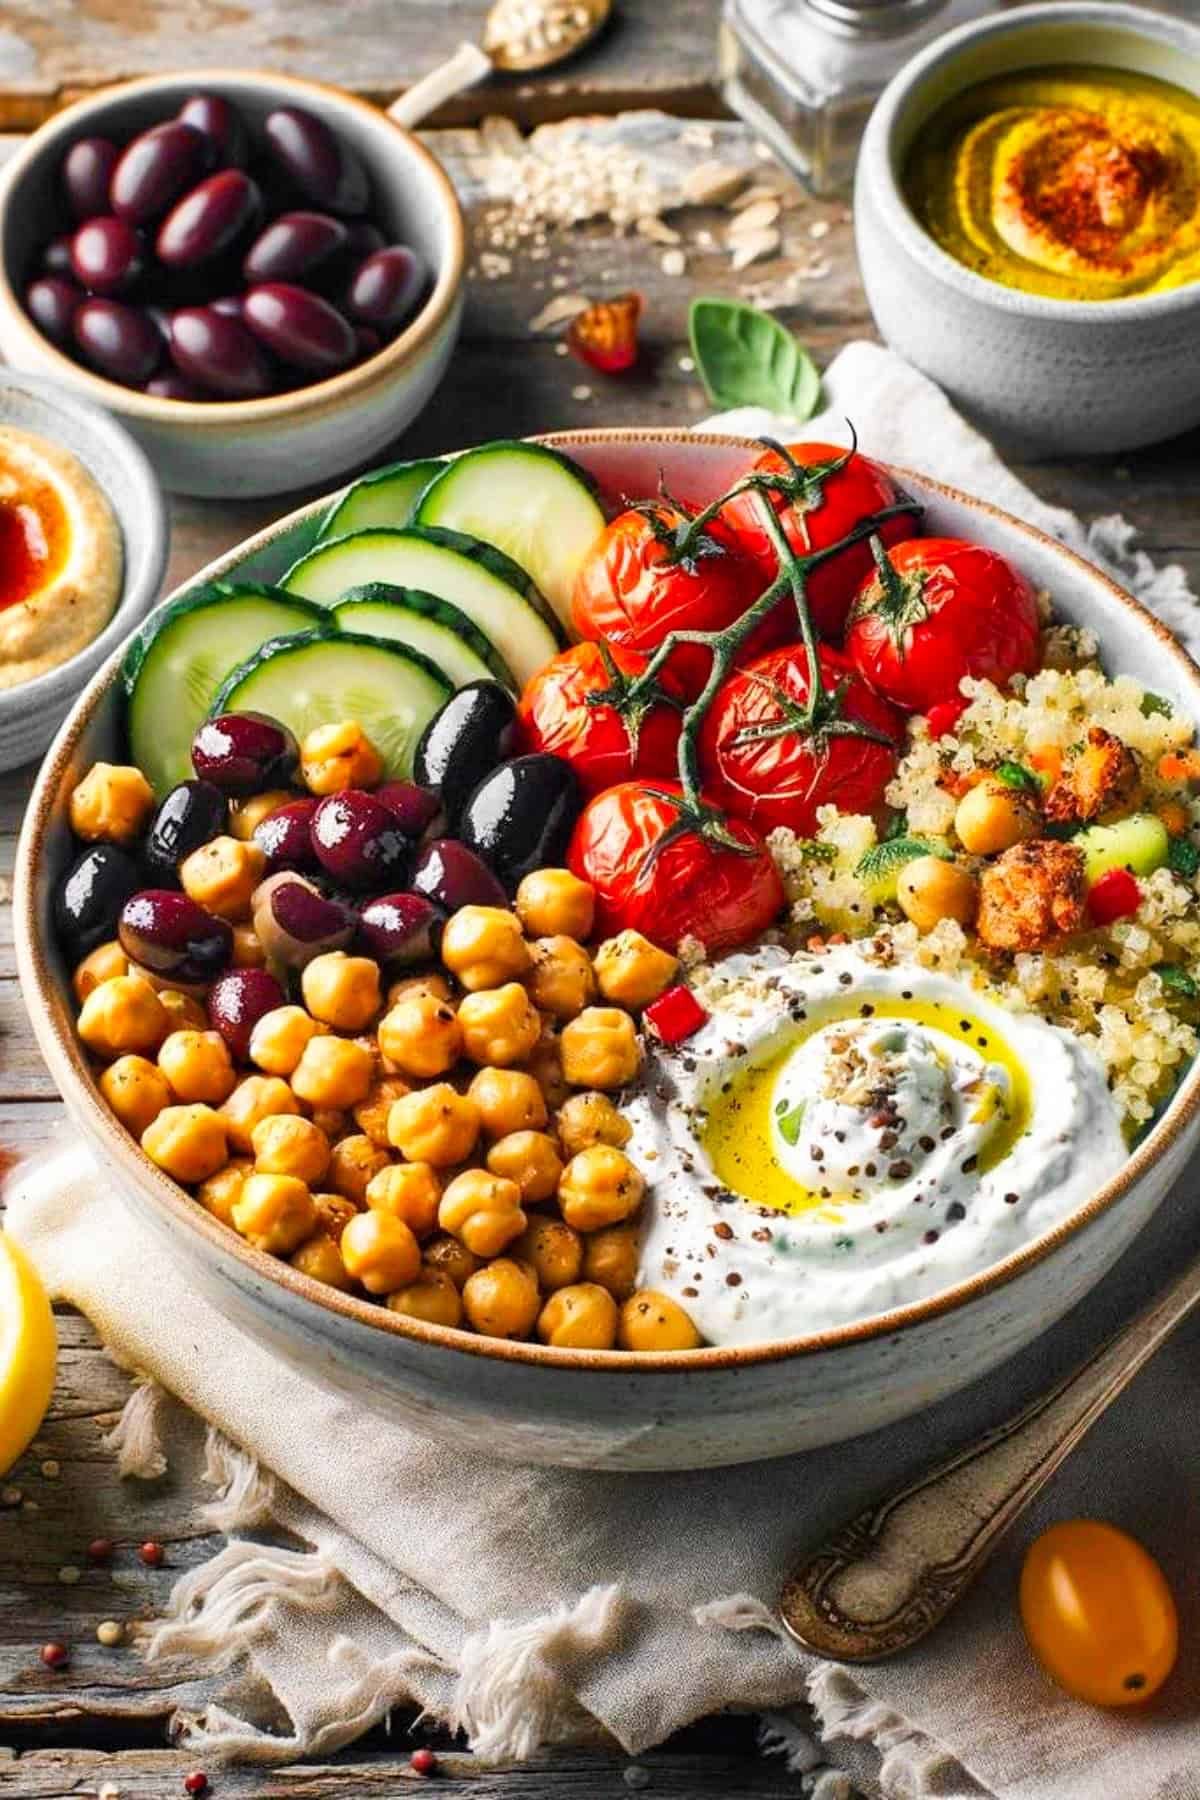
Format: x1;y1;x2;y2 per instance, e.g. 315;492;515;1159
413;441;606;629
123;583;327;797
856;835;951;905
1078;813;1170;886
332;583;516;691
316;458;447;542
280;525;563;687
212;627;452;782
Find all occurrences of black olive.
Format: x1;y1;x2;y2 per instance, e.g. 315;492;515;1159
458;754;580;890
54;842;143;961
413;681;517;826
144;779;229;876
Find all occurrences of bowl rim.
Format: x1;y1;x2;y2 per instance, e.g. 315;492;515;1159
0;68;466;425
15;425;1200;1372
860;0;1200;323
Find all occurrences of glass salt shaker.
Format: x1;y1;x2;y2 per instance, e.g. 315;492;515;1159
719;0;990;196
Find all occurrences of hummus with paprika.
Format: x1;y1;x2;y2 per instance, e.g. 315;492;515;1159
903;66;1200;301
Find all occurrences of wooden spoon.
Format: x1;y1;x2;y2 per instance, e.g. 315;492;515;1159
389;0;611;130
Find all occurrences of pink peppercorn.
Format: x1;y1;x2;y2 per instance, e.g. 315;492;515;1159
183;1772;209;1795
139;1540;165;1567
410;1747;438;1775
40;1642;69;1669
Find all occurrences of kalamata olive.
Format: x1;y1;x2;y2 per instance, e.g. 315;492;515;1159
413;682;518;826
458;754;580;890
119;889;233;985
357;891;443;966
192;711;299;795
263;106;369;215
54;843;142;961
169;305;272;399
310;790;410;890
346;245;426;330
242;282;355;374
207;966;286;1059
26;276;82;345
156;169;262;268
42;235;75;277
410;838;507;912
178;94;249;170
145;371;208;401
70;216;144;295
62;136;120;221
243;210;349;285
110;121;211;225
145;779;229;875
73;298;162;384
253;796;319;871
252;872;355;967
374;781;441;840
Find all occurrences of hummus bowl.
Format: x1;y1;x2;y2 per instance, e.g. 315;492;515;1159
16;430;1200;1470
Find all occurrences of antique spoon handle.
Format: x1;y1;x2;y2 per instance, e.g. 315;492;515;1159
779;1248;1200;1661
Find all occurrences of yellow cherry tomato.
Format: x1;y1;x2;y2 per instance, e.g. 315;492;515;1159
1019;1519;1178;1707
0;1233;57;1475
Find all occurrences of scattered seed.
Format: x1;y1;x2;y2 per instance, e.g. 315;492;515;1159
1;1485;21;1507
660;248;687;277
58;1565;81;1585
40;1641;69;1669
624;1766;651;1790
678;354;695;372
570;384;593;401
96;1619;124;1647
554;342;569;356
410;1748;438;1775
87;1537;115;1563
40;1459;60;1479
139;1540;165;1567
809;218;831;239
99;1785;122;1800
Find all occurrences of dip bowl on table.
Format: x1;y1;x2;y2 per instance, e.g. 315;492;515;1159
16;430;1200;1471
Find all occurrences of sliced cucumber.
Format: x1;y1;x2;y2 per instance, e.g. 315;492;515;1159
212;628;451;782
856;835;951;906
413;441;605;629
332;583;515;690
280;525;563;686
122;583;327;796
316;457;447;542
1078;813;1169;886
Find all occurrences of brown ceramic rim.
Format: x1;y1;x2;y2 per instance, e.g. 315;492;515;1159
0;70;465;425
15;429;1200;1372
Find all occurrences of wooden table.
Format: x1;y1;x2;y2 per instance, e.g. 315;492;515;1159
4;7;1200;1794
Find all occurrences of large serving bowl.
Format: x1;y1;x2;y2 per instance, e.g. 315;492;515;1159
16;430;1200;1470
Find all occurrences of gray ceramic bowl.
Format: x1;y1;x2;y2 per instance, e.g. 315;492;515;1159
15;431;1200;1469
0;367;167;773
855;2;1200;454
0;70;465;498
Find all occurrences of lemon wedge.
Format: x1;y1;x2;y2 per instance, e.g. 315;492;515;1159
0;1234;56;1475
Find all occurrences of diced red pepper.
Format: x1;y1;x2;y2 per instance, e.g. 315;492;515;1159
1088;866;1141;925
567;292;642;374
644;982;707;1045
924;696;969;741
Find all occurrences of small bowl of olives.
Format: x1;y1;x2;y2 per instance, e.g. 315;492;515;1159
0;70;465;497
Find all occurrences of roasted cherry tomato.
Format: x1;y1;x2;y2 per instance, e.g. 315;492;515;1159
698;642;904;836
567;291;642;374
719;442;920;641
517;640;685;797
924;695;970;741
845;536;1042;713
1019;1519;1178;1707
568;780;784;954
570;504;777;699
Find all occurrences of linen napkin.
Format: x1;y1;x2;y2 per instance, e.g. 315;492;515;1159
10;341;1200;1800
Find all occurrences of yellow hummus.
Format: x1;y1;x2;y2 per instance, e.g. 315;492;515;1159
0;426;122;690
903;66;1200;300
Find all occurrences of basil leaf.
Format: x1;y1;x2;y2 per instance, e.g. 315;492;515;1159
1141;692;1173;719
1158;963;1198;1000
688;298;821;418
1169;836;1200;879
993;760;1039;793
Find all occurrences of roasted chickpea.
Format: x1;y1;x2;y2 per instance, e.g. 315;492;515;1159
955;778;1041;856
366;1160;440;1237
423;1232;480;1290
515;868;595;941
157;1028;236;1105
896;856;978;935
230;789;293;840
486;1129;563;1205
158;988;209;1033
141;1103;228;1184
538;1282;618;1349
461;1257;540;1340
327;1132;390;1204
378;991;462;1078
251;1113;331;1185
618;1290;702;1351
232;1171;317;1255
219;1074;301;1153
560;1008;640;1091
556;1091;632;1157
387;1083;481;1166
526;936;596;1020
196;1156;252;1227
313;1190;360;1241
457;983;541;1067
312;1107;347;1139
68;762;155;844
353;1075;412;1146
514;1217;582;1292
99;1054;172;1137
386;1267;463;1329
593;930;678;1010
291;1034;374;1109
558;1144;645;1233
248;1005;323;1077
231;922;267;969
72;940;129;1004
468;1067;548;1139
300;951;381;1033
78;974;168;1060
526;1018;568;1110
440;906;530;991
289;1230;352;1291
582;1223;640;1301
301;719;383;794
386;971;453;1009
341;1209;421;1294
438;1167;526;1257
180;835;266;922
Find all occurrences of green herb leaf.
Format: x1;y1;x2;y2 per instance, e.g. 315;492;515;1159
688;298;821;418
993;760;1040;793
790;837;837;863
1158;962;1198;1000
777;1101;807;1146
1169;836;1200;879
1141;692;1174;719
883;810;909;842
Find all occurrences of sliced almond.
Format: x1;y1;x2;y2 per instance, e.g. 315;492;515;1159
528;292;591;332
730;182;783;209
637;214;682;244
682;161;749;207
727;198;781;237
730;227;781;270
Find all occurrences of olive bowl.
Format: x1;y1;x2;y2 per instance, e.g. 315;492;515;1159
15;430;1200;1470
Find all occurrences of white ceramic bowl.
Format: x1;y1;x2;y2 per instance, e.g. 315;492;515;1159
0;366;167;773
0;71;465;498
855;2;1200;454
16;430;1200;1469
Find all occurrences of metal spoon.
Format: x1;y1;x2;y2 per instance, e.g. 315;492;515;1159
389;0;611;131
779;1244;1200;1661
